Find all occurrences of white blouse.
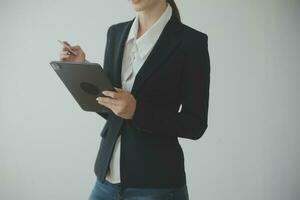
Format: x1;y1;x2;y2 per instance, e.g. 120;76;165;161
105;2;173;183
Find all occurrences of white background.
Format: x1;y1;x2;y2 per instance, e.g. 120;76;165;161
1;0;299;199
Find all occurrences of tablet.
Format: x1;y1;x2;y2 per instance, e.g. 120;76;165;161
49;61;116;113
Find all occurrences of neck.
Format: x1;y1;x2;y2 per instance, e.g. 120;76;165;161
136;1;168;38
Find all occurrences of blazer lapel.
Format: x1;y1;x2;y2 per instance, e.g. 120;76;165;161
131;13;184;96
114;11;184;96
113;19;133;89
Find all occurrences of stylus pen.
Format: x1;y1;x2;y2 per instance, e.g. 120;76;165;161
58;40;78;56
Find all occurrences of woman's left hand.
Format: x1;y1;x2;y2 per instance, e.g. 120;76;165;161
96;87;136;119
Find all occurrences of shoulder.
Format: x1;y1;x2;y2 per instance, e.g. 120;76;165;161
107;19;133;35
178;23;209;56
180;23;208;46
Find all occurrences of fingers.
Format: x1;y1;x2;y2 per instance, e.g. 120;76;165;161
96;97;120;113
71;45;81;50
61;41;82;53
62;41;72;51
59;51;68;61
98;101;118;112
59;50;74;61
102;90;121;99
59;40;84;61
96;96;119;106
62;44;81;51
62;46;70;51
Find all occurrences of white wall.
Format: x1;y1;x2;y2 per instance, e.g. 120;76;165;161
1;0;299;199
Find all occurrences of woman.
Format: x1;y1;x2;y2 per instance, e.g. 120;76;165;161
59;0;210;199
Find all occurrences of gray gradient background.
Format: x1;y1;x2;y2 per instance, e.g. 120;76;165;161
0;0;299;199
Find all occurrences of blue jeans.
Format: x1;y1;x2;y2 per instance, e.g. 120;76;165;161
88;178;189;200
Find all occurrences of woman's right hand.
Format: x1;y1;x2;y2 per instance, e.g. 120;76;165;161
59;41;86;62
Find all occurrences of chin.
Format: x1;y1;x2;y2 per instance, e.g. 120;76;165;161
132;6;146;12
129;0;149;12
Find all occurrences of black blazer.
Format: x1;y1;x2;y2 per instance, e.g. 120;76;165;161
94;11;210;190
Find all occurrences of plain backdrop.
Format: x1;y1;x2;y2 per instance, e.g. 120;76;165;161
1;0;299;199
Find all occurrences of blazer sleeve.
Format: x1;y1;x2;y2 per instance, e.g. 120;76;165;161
96;25;113;120
130;34;210;140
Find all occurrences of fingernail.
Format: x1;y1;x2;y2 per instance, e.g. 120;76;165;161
102;91;107;95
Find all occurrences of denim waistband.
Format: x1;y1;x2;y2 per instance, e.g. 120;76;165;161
101;178;186;191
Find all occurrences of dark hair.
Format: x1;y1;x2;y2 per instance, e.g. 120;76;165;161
167;0;181;22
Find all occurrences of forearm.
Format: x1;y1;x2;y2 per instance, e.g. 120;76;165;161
130;100;208;140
